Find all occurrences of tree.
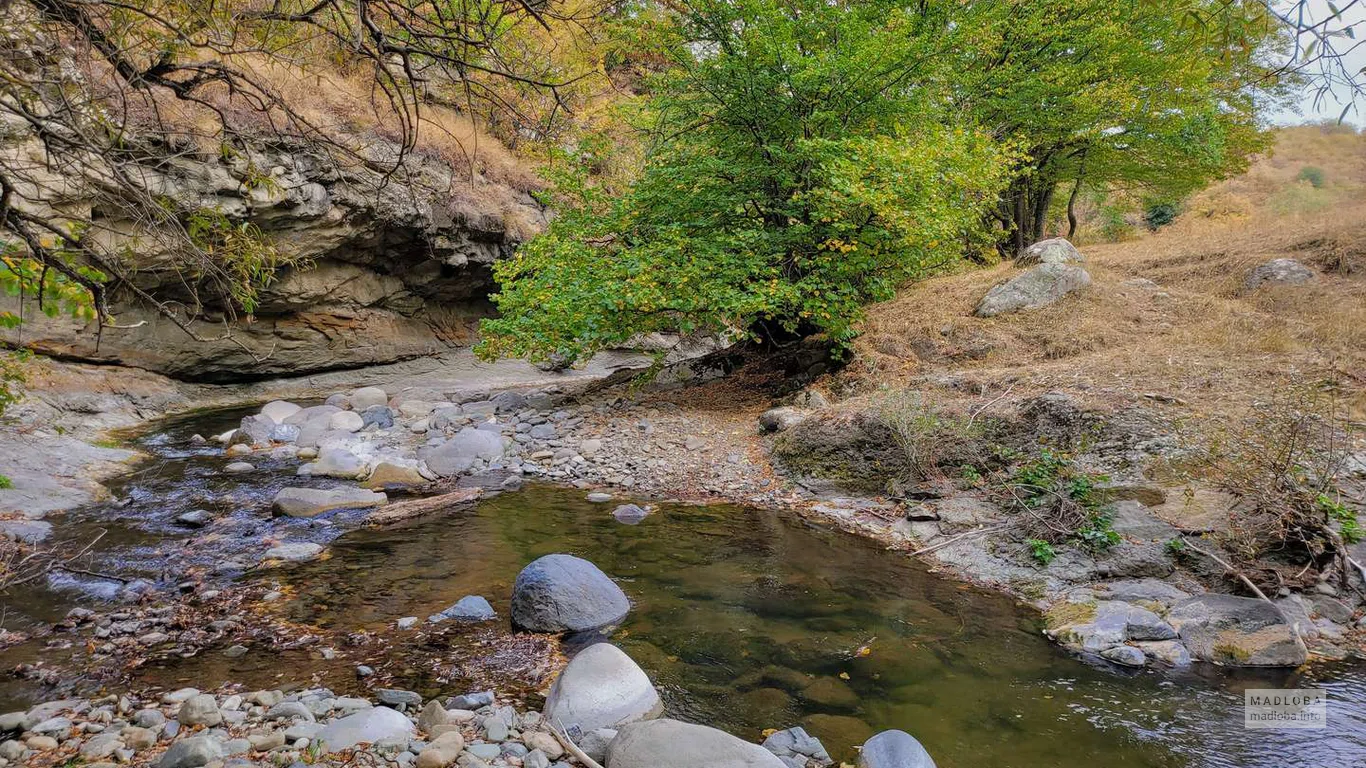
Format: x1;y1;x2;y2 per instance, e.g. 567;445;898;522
477;0;1013;365
0;0;595;354
955;0;1287;253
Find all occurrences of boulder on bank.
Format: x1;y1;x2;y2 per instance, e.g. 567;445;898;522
511;554;630;633
1015;237;1084;267
974;263;1091;317
759;407;806;433
260;400;302;424
1244;258;1316;291
272;487;387;518
315;706;414;753
424;427;505;477
1166;594;1306;666
857;729;936;768
350;387;389;411
229;414;275;448
305;448;369;479
606;719;784;768
544;643;663;733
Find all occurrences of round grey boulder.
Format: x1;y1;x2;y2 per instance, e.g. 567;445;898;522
350;387;389;410
606;719;784;768
975;263;1091;317
1016;237;1084;266
544;643;663;733
260;400;302;424
316;706;415;752
857;730;936;768
157;735;223;768
424;427;506;477
511;554;630;633
1244;258;1316;290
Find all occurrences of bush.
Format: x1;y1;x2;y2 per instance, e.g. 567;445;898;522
1197;388;1361;589
0;475;11;490
1143;201;1181;230
1000;449;1117;557
1296;165;1327;188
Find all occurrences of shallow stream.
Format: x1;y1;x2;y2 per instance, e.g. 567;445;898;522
4;408;1366;766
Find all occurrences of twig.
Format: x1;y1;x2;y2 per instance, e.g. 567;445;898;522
911;524;1008;557
967;383;1015;429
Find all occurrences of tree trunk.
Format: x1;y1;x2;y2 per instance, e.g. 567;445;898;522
1032;184;1054;243
1066;177;1083;238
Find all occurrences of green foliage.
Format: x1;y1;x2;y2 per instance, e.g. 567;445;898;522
0;475;11;490
185;210;293;315
1006;449;1117;555
1296;165;1327;189
478;0;1014;365
1319;494;1363;545
1143;201;1182;231
1;241;101;326
1165;537;1188;557
1027;538;1057;566
0;350;28;418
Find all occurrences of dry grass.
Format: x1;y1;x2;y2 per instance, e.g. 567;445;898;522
106;53;545;228
845;127;1366;426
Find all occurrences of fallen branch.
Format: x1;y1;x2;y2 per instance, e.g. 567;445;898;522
1178;537;1272;602
551;721;605;768
363;487;481;527
911;524;1008;557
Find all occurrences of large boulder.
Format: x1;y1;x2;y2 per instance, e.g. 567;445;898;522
606;719;785;768
544;644;663;733
974;263;1091;317
1166;594;1306;666
511;554;630;633
1016;237;1084;266
1244;258;1315;291
272;487;387;517
316;706;415;753
1045;599;1176;654
857;730;936;768
424;427;505;477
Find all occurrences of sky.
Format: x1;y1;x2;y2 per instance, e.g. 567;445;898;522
1270;0;1366;126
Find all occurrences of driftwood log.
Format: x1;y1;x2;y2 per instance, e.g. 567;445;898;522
363;487;482;527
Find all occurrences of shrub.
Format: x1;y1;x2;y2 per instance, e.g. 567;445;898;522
0;475;11;490
1001;448;1117;556
1143;201;1181;230
1197;388;1361;589
1296;165;1326;189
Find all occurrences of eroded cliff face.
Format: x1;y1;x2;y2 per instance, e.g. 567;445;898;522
0;136;546;381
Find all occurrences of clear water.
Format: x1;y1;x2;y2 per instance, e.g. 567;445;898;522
4;409;1365;767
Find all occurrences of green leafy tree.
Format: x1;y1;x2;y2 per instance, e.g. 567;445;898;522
956;0;1289;250
478;0;1013;365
